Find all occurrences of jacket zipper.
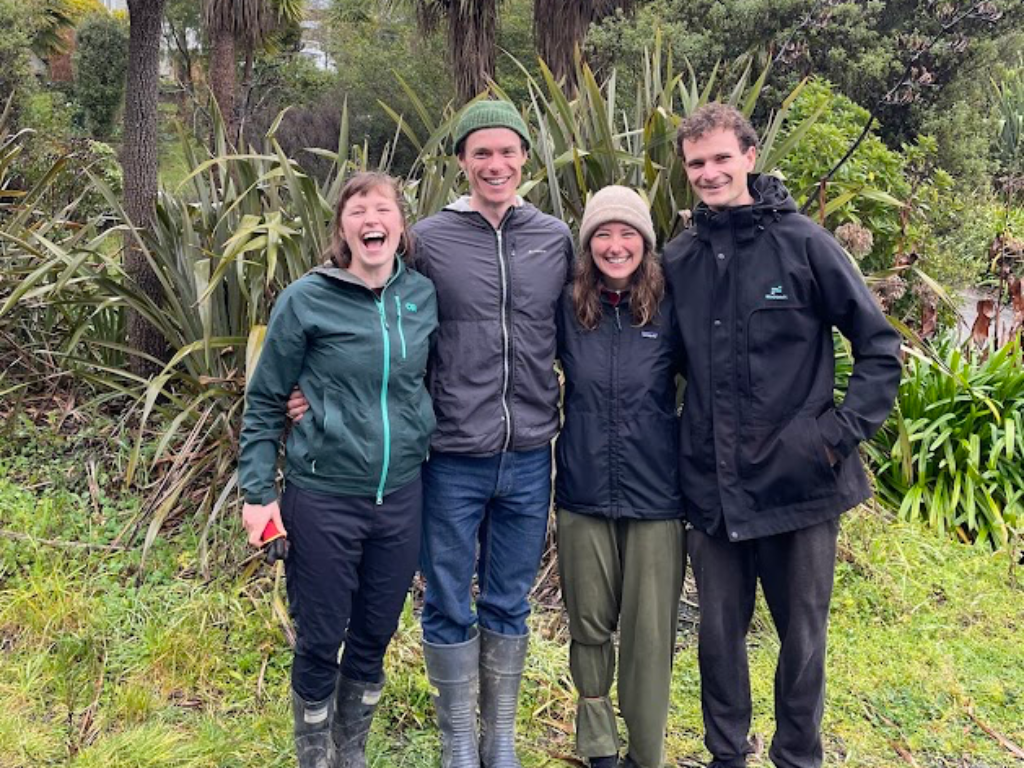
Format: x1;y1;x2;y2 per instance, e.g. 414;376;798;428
375;296;392;505
395;294;407;359
611;305;622;516
496;229;513;452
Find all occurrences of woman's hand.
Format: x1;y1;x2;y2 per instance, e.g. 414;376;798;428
241;500;286;547
287;386;310;421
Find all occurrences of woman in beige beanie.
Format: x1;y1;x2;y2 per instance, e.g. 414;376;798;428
555;186;686;768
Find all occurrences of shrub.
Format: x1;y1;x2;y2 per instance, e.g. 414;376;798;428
864;336;1024;550
73;12;129;139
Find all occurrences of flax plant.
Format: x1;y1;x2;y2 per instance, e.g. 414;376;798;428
863;336;1024;550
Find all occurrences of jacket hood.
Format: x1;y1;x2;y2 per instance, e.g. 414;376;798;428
442;195;536;230
311;254;405;288
693;173;797;243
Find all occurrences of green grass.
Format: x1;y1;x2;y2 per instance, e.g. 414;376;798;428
0;426;1021;768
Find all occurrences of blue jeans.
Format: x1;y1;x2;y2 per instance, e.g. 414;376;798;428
420;447;552;645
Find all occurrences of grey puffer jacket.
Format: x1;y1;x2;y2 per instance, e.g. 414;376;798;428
412;197;573;455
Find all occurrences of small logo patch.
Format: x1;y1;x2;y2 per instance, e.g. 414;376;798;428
405;302;418;312
765;285;789;300
641;330;660;339
527;248;546;255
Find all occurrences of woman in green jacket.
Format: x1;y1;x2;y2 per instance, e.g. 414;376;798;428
239;172;438;768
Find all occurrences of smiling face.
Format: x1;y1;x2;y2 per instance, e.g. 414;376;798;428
458;127;528;226
682;127;757;210
590;222;644;290
339;186;404;288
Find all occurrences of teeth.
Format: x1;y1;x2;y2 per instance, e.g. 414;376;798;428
485;177;510;186
362;231;386;244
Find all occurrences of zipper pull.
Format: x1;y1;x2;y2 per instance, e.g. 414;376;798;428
614;306;622;331
376;491;383;505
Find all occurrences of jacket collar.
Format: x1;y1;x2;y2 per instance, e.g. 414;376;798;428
444;195;530;231
693;173;796;244
311;253;404;291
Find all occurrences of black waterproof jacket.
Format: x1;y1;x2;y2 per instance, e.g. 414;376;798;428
412;198;573;456
554;287;684;520
663;175;901;541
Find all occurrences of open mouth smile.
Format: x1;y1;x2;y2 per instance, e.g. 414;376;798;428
361;231;388;251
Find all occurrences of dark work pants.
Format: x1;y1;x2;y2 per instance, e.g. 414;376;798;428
688;518;840;768
282;477;422;702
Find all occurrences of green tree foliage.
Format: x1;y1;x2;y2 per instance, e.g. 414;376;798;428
0;0;36;123
323;0;453;173
588;0;1022;182
73;13;130;139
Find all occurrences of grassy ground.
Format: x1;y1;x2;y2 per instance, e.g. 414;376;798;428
0;423;1021;768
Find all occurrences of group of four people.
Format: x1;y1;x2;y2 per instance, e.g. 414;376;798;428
238;100;902;768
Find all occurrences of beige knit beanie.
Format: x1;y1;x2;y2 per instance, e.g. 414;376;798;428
579;186;656;252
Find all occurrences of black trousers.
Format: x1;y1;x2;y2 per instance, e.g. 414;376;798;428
688;518;840;768
282;477;422;701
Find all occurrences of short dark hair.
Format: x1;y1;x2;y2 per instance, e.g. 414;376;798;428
676;103;759;157
325;172;413;268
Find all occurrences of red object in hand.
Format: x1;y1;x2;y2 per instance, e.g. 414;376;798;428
261;520;288;564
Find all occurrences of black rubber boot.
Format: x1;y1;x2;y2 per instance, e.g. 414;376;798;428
293;688;334;768
423;629;481;768
478;627;529;768
331;676;384;768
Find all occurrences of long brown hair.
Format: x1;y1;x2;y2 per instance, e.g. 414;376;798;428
572;241;665;331
324;172;413;268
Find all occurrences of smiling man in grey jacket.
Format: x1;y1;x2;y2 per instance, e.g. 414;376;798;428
411;101;573;768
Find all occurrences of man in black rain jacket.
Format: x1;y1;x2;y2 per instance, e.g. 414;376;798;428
663;103;902;768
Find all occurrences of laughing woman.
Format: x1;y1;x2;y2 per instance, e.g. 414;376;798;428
238;172;437;768
556;186;686;768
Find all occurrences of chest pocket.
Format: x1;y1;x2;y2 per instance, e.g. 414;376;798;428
745;304;818;413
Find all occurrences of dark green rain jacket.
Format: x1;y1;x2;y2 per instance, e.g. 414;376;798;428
239;257;438;505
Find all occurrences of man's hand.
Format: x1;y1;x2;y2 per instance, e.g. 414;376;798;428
287;386;309;422
242;500;286;547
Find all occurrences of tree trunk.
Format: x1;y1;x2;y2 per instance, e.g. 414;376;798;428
208;22;237;138
449;0;497;104
533;0;634;94
123;0;168;375
533;0;589;91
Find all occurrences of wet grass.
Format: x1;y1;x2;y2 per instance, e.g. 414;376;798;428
0;424;1021;768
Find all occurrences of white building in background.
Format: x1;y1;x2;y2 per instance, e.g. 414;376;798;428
100;0;127;11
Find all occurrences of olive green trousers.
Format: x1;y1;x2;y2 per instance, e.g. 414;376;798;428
556;509;686;768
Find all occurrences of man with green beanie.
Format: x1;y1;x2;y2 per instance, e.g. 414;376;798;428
411;98;573;768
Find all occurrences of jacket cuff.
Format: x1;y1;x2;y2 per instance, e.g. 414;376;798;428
816;408;856;458
245;488;278;506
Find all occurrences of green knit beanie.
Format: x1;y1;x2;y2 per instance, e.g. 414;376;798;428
453;100;531;154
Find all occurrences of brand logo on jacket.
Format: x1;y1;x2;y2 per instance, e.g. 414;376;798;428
641;330;660;339
765;285;789;300
405;302;418;312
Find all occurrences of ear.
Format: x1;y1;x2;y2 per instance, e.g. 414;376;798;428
743;145;757;171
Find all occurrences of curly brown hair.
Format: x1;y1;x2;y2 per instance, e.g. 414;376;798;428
572;242;665;331
324;172;413;268
676;103;759;157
